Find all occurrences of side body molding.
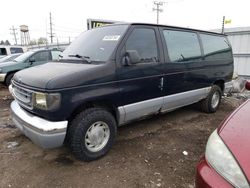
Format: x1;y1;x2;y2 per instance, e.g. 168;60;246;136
118;87;211;126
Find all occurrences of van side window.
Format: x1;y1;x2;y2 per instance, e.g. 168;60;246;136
10;47;24;54
125;28;158;63
163;30;201;62
200;34;232;60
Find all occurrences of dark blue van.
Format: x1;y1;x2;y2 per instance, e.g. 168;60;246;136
9;23;233;161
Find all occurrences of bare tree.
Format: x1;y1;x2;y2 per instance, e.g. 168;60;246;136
37;37;48;45
29;39;37;45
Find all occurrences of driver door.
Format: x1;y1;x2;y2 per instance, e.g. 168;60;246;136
116;25;165;123
28;51;51;67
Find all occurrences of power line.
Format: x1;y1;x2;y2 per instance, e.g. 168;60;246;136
53;25;82;31
53;28;82;33
153;1;165;24
10;26;18;45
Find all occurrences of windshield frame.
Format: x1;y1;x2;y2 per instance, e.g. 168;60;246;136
61;24;129;63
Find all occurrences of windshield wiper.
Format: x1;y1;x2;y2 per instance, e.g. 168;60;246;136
68;54;92;63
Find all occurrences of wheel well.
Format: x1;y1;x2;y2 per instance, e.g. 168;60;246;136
5;71;16;82
213;80;225;92
69;101;119;125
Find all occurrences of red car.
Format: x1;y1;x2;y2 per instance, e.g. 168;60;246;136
196;99;250;188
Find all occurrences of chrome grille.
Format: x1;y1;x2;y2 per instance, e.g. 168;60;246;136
12;82;33;109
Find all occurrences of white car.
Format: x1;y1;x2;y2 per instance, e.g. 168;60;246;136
0;45;26;58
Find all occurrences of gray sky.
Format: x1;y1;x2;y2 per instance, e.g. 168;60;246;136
1;0;250;44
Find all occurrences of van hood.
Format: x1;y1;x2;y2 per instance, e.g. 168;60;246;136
13;62;114;90
218;100;250;181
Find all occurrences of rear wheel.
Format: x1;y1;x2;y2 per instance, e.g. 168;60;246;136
68;107;117;161
5;73;14;86
200;85;222;113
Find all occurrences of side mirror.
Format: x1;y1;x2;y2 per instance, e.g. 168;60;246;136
122;50;141;66
29;57;35;63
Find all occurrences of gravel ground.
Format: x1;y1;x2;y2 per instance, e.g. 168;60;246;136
0;84;246;188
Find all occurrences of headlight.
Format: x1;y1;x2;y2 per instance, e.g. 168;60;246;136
33;92;61;111
206;130;249;188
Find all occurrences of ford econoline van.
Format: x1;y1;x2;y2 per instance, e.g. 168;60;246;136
9;23;233;161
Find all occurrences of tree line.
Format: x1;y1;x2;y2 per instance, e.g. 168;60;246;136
0;37;48;46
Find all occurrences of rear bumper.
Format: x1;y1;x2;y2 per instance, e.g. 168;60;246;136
195;156;233;188
10;101;68;148
0;73;7;82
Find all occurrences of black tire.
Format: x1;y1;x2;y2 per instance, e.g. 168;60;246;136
5;73;14;86
68;107;117;161
200;85;222;113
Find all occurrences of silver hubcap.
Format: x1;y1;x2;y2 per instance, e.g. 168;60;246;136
85;121;110;152
211;91;220;109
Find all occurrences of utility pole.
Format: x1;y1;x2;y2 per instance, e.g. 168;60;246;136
221;16;225;34
10;26;18;45
49;12;54;44
153;1;165;24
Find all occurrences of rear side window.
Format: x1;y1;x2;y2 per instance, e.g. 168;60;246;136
125;28;158;63
200;34;232;60
163;30;201;62
10;47;23;54
51;50;61;61
0;48;7;55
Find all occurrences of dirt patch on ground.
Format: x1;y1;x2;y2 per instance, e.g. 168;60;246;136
0;84;245;188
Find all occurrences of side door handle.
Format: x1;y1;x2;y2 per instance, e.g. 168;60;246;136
159;77;164;91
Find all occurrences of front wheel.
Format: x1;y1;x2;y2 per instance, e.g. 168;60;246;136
69;108;117;161
200;85;222;113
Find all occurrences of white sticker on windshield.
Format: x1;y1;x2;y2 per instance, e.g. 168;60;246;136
103;35;120;41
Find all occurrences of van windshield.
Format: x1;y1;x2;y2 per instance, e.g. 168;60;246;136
62;24;128;62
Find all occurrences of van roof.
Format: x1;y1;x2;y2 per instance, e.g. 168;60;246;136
104;22;226;36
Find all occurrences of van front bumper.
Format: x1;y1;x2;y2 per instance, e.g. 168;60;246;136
10;101;68;149
0;73;7;82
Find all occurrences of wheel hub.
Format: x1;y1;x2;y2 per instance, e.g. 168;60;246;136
85;121;110;152
211;91;220;109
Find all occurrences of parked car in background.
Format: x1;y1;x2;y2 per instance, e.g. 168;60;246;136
0;53;22;63
196;98;250;188
9;23;233;161
0;49;61;86
0;45;26;59
246;80;250;90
